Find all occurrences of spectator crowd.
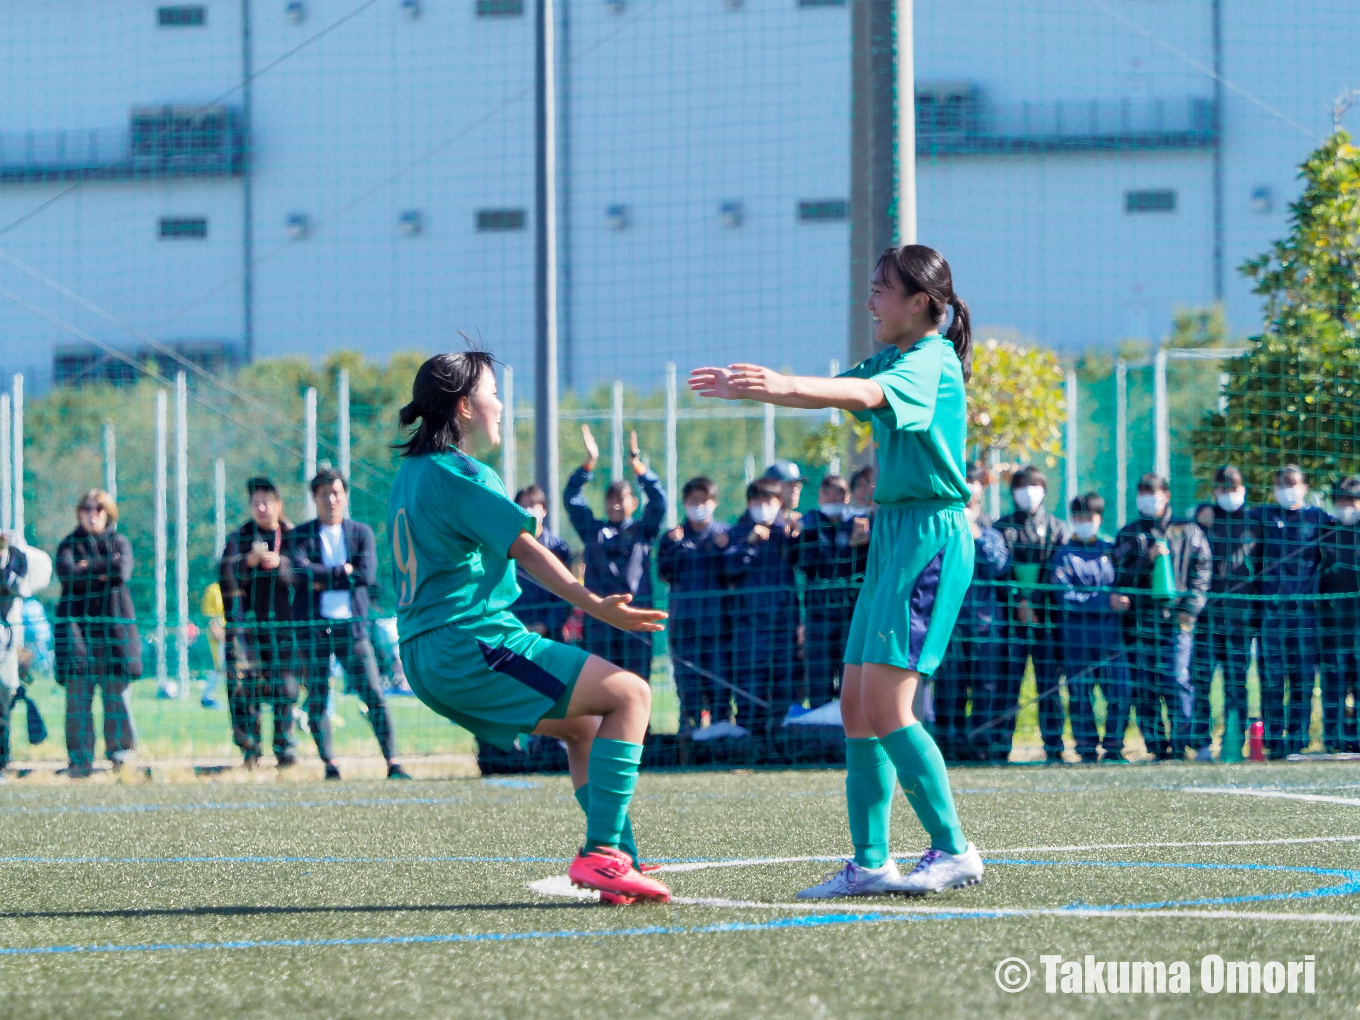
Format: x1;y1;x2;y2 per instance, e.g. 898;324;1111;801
15;433;1360;776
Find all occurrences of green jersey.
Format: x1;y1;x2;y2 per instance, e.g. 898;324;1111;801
840;333;970;506
387;450;534;641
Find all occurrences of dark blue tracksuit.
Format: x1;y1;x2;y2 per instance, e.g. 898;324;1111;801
657;520;731;730
1048;537;1128;758
1319;519;1360;752
936;523;1009;761
1190;503;1260;748
793;510;870;705
993;507;1070;757
565;466;667;681
511;531;574;640
722;513;799;735
1253;504;1326;756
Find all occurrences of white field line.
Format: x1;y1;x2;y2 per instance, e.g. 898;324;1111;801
1186;788;1360;809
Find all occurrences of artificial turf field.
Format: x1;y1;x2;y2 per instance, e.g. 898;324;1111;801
1;763;1358;1019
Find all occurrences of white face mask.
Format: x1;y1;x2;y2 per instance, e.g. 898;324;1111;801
1215;490;1245;513
1336;506;1360;526
749;502;779;526
1274;485;1306;509
684;503;713;525
1013;485;1046;513
1072;520;1098;541
1136;494;1164;518
818;503;845;520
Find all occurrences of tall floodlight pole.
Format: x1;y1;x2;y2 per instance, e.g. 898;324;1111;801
502;367;517;493
895;0;916;247
214;457;227;558
337;367;351;483
763;403;777;469
610;379;624;483
1154;348;1170;480
1064;370;1079;519
1115;358;1128;528
0;393;11;533
154;390;168;691
304;386;317;519
11;375;22;541
175;373;189;696
664;363;678;529
103;421;117;502
534;0;561;534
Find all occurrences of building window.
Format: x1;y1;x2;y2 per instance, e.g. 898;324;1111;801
477;209;527;232
160;217;208;239
157;5;206;26
1126;189;1176;213
798;200;848;222
475;0;524;16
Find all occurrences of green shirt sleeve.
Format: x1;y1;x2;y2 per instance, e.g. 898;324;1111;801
435;458;534;557
840;341;943;430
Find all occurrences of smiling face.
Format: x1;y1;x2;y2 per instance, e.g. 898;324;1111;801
458;367;503;450
605;487;639;524
867;261;933;348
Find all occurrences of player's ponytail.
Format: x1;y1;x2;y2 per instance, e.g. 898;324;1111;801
395;347;498;458
874;244;973;382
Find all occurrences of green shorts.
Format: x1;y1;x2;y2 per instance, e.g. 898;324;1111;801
401;611;591;751
844;501;975;677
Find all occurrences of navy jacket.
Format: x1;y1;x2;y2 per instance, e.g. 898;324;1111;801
792;510;869;612
287;518;378;637
511;531;574;637
959;524;1010;636
1192;503;1260;627
564;466;666;605
1048;537;1118;636
722;512;798;620
1318;520;1360;630
1252;504;1326;602
656;521;730;618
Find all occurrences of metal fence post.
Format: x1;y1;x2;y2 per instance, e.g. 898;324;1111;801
502;366;516;494
175;373;189;696
304;386;317;519
11;375;22;541
103;421;117;503
611;379;624;483
155;389;167;691
1;393;11;533
1115;357;1128;528
215;457;227;559
1154;347;1170;481
665;363;678;529
337;367;351;483
1065;369;1079;518
763;402;776;468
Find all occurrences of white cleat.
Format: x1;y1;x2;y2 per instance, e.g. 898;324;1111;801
888;843;985;895
795;859;904;899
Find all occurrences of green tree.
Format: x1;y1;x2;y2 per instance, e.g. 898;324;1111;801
1189;131;1360;497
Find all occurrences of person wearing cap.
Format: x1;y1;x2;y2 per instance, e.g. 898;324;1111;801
288;467;410;780
762;460;807;522
220;477;301;769
1319;476;1360;753
564;425;667;684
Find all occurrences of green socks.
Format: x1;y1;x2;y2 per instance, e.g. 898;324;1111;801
880;723;968;855
574;784;639;866
584;738;643;853
845;737;895;870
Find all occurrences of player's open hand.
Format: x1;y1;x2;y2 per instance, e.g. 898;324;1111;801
628;430;645;474
689;366;737;400
726;364;791;399
580;424;600;470
594;592;667;633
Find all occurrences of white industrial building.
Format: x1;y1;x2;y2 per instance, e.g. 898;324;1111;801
0;1;1356;392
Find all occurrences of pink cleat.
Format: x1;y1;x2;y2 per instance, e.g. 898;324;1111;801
568;847;671;903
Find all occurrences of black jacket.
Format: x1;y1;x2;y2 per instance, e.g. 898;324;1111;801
511;530;575;637
1192;502;1260;627
220;522;299;671
995;506;1069;628
1253;504;1326;601
1319;520;1360;630
55;528;142;680
656;520;731;618
287;518;378;636
564;466;666;604
1112;511;1213;622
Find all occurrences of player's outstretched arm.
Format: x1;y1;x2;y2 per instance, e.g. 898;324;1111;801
689;364;883;412
509;532;666;633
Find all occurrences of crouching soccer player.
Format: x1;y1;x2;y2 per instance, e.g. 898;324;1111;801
389;352;670;903
692;243;983;896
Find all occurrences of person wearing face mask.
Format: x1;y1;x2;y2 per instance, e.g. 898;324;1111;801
1318;476;1360;753
564;424;668;685
1191;465;1260;761
989;466;1069;763
932;466;1009;762
510;485;575;642
1047;492;1128;763
1252;464;1326;757
1110;473;1212;761
657;477;732;736
793;475;872;707
722;478;800;739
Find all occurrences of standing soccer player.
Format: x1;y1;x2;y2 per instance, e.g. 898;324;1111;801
691;244;983;896
389;351;671;903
